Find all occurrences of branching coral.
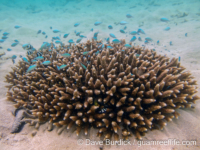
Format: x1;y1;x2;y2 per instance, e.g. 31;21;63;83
5;39;199;140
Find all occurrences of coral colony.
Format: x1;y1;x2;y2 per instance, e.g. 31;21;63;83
5;39;199;140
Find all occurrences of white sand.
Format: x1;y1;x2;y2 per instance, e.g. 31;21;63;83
0;0;200;149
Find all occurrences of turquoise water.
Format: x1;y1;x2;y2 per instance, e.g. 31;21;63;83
0;0;200;51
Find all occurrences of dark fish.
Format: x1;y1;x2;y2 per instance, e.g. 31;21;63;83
37;52;43;57
27;50;33;55
45;35;48;38
7;48;12;51
42;31;46;35
50;26;52;29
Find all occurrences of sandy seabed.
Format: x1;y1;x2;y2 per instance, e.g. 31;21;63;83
0;0;200;149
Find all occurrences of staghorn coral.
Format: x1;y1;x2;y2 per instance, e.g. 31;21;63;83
5;39;199;140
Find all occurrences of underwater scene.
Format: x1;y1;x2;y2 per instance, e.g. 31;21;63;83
0;0;200;149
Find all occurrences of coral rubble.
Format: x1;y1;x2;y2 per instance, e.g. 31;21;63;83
5;39;199;140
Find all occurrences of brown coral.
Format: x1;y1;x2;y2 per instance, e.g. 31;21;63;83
5;39;199;140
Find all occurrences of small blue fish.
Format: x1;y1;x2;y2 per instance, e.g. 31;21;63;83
0;39;4;43
22;43;29;49
160;17;169;22
68;39;74;43
120;29;125;33
106;37;110;42
83;51;89;55
37;30;41;34
42;31;46;35
7;48;12;51
112;39;120;44
3;32;9;36
76;32;81;36
138;37;142;41
152;49;156;51
56;36;60;40
94;32;98;37
2;36;8;39
19;55;22;58
126;14;132;18
108;25;113;29
107;46;113;49
60;64;67;69
53;29;60;33
12;59;15;64
26;65;37;73
164;27;170;31
81;63;87;69
57;65;60;71
50;26;52;29
109;33;116;38
91;28;93;32
74;23;80;27
144;40;149;44
130;36;137;42
35;56;44;60
45;35;48;38
124;26;127;30
185;33;187;37
94;21;102;26
42;61;51;65
93;36;97;41
61;53;71;57
170;41;172;45
11;55;17;59
157;40;159;44
136;54;140;58
145;37;153;41
178;56;181;62
79;35;86;38
124;44;131;48
22;57;29;63
130;31;137;35
40;42;48;50
137;28;145;34
14;39;19;42
11;42;18;47
55;40;62;44
120;21;128;25
76;38;82;43
63;33;69;38
14;25;21;29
